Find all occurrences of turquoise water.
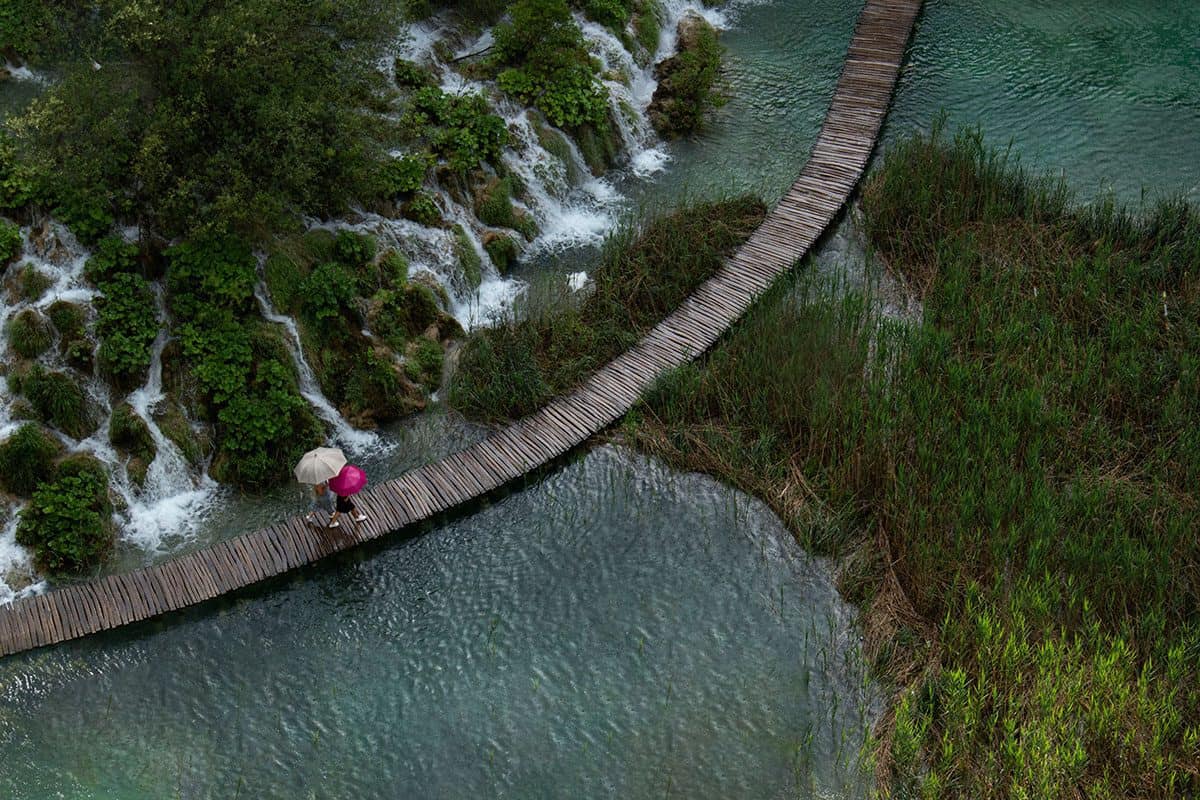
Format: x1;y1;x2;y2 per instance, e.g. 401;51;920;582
0;448;876;799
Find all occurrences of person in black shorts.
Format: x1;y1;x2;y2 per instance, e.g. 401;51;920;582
328;489;367;528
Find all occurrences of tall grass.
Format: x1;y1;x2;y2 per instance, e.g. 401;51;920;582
631;126;1200;798
448;195;765;422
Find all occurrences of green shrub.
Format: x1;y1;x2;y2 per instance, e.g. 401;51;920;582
369;284;442;350
15;264;53;301
178;308;255;408
0;133;37;212
301;262;357;324
333;229;376;268
476;177;521;230
83;236;139;285
0;218;22;265
647;16;724;138
379;249;409;287
379;152;432;199
582;0;632;28
403;192;441;226
5;308;53;358
394;58;435;89
492;0;607;128
405;87;509;172
405;337;444;387
109;403;156;462
16;465;113;575
95;272;158;388
300;228;337;265
21;364;93;439
632;0;662;60
0;423;61;496
165;236;256;319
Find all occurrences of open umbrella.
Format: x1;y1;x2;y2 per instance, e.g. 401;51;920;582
294;447;346;484
328;464;367;496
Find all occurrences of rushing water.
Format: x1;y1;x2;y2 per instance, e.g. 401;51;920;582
0;447;877;799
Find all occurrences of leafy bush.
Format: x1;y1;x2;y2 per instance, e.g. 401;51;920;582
492;0;608;128
0;423;61;496
379;249;409;287
20;364;93;439
5;308;53;359
301;262;358;323
95;272;158;389
333;229;376;268
405;337;444;387
83;236;139;285
0;218;22;265
379;152;432;198
406;87;509;172
581;0;633;29
16;463;113;575
178;309;255;408
0;133;37;212
403;192;442;226
369;284;442;350
647;16;724;138
394;58;436;89
166;236;257;319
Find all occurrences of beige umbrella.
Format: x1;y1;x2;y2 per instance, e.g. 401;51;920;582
294;447;347;484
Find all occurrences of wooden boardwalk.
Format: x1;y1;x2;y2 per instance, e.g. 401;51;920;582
0;0;923;658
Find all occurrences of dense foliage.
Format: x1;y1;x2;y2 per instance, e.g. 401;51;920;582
15;456;114;575
0;423;60;497
8;0;403;241
449;195;765;421
632;127;1200;798
647;15;724;138
95;272;158;389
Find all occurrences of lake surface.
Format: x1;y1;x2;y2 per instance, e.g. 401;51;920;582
0;447;876;799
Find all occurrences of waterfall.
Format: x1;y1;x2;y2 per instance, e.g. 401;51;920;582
119;287;222;552
252;283;386;456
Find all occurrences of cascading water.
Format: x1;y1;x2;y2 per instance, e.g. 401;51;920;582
119;287;222;552
252;283;386;456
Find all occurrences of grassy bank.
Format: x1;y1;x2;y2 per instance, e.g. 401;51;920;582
448;195;765;421
628;126;1199;798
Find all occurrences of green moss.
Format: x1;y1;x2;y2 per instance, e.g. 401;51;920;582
333;229;376;268
21;364;93;439
453;224;482;288
368;283;442;350
0;423;62;497
647;15;724;138
46;300;86;341
63;339;93;372
632;0;662;63
379;249;409;286
300;228;337;266
154;401;207;468
5;308;53;359
570;120;622;175
484;234;519;273
109;403;156;463
15;263;52;301
264;251;307;315
394;58;436;89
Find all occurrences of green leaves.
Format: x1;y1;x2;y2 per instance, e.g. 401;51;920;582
406;87;508;172
16;464;113;575
95;272;158;389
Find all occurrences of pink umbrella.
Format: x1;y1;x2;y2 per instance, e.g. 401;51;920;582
328;464;368;496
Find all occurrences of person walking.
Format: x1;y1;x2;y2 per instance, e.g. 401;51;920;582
327;463;369;528
305;481;335;525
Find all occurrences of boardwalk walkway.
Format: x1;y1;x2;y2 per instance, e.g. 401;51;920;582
0;0;923;657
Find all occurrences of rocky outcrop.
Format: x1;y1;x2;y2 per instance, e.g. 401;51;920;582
647;14;723;139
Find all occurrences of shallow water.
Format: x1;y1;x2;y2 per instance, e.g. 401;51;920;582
0;447;877;799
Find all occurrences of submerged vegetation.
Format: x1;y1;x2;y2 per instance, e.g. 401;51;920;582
625;126;1200;798
449;195;764;421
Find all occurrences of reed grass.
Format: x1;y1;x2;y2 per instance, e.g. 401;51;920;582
629;126;1200;798
448;195;765;422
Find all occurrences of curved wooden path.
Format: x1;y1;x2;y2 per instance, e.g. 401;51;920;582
0;0;923;658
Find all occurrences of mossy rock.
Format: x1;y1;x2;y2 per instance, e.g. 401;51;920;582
632;0;663;66
394;58;437;89
20;365;95;440
570;117;623;175
300;228;337;265
647;14;724;139
453;225;483;289
483;232;520;273
63;338;94;372
109;403;156;463
153;400;209;468
367;283;444;351
126;455;150;489
0;423;62;497
475;176;517;228
411;272;452;312
9;398;36;421
46;300;86;341
535;122;583;185
5;308;53;359
331;346;426;427
14;263;52;301
263;251;308;315
379;249;409;287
